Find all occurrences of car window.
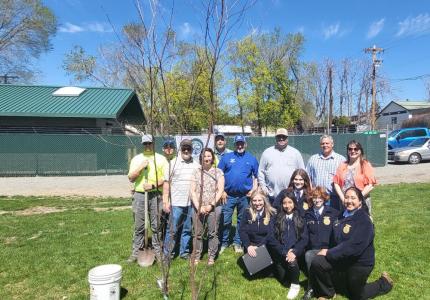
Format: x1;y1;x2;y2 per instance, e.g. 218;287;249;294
389;130;400;138
414;129;427;137
408;138;429;147
399;130;415;139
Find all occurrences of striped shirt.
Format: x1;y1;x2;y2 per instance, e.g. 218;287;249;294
164;156;200;207
306;151;346;194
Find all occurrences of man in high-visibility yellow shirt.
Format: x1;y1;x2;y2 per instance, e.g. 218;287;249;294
127;134;168;263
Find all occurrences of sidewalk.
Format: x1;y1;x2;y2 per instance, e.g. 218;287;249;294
0;162;429;197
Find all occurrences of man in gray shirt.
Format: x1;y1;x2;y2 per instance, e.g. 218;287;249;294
258;128;305;202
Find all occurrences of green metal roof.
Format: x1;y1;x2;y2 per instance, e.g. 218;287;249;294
0;84;145;121
394;100;430;110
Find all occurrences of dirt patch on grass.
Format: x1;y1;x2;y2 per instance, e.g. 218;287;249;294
4;236;17;244
93;205;131;212
15;206;66;216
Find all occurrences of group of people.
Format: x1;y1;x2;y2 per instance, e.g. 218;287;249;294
127;130;393;300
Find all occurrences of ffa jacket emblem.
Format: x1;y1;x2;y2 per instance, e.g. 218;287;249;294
343;224;351;234
303;202;309;210
323;216;331;225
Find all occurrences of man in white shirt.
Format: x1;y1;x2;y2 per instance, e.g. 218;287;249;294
162;139;200;259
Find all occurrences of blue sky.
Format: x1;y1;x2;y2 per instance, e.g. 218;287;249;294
38;0;430;105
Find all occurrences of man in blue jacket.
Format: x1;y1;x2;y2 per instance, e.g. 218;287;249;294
218;134;259;253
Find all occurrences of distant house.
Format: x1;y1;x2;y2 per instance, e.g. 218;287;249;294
213;124;253;136
376;100;430;130
0;84;145;134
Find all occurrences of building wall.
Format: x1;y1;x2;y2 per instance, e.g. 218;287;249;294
376;102;410;130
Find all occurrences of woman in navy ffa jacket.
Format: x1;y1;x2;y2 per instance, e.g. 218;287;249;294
269;191;308;299
273;169;312;217
309;187;393;300
239;187;276;257
302;186;340;300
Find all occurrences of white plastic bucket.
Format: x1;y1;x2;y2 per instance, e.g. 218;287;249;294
88;264;122;300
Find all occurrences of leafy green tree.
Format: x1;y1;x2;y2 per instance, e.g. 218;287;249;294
0;0;57;82
228;29;306;134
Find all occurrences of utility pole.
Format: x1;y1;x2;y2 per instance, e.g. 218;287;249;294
328;65;333;134
364;45;383;130
0;74;19;84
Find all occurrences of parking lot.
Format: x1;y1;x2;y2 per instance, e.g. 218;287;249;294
0;161;428;198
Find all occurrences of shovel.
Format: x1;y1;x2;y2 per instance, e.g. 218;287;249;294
138;181;155;267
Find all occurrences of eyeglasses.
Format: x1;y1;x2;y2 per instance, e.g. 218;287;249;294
181;147;192;152
143;142;152;146
348;147;360;152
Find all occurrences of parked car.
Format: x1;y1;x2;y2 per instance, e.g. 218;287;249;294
387;137;430;164
387;127;430;149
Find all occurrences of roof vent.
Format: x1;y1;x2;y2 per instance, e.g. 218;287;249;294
53;86;86;97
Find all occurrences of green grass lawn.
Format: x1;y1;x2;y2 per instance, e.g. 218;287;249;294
1;183;429;299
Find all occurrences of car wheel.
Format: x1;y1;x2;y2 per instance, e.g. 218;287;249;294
408;153;422;164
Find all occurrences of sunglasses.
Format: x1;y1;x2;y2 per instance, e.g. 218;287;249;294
181;147;192;152
348;147;360;152
276;135;288;140
143;142;152;146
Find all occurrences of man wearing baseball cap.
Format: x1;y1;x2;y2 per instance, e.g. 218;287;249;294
214;132;232;161
218;134;259;254
162;136;176;161
258;128;305;202
127;134;169;263
162;139;200;259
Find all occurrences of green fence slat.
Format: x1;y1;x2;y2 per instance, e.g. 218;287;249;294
0;133;387;176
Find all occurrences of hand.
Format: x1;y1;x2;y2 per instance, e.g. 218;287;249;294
140;159;149;170
142;183;153;191
247;246;258;257
317;249;328;256
220;192;227;205
163;202;171;213
199;206;208;215
246;189;253;197
286;249;296;263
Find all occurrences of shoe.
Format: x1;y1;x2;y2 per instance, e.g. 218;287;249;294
381;272;393;293
234;244;243;253
180;253;190;260
126;255;137;263
302;288;313;300
219;245;228;254
208;257;215;266
287;283;300;299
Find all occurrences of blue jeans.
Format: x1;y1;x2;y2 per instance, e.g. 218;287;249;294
221;195;249;247
164;205;192;257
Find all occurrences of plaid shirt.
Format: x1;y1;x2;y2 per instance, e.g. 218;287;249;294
306;151;346;194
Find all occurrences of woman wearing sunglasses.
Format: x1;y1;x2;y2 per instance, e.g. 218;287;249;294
333;140;376;213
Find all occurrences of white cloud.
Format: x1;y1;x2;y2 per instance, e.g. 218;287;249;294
397;13;430;36
296;26;305;34
59;22;113;34
86;22;113;33
367;18;385;39
322;22;340;39
180;22;194;38
59;22;84;33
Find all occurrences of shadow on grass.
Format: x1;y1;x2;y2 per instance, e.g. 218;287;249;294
120;287;128;299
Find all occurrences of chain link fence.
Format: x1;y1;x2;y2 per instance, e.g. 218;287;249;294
0;132;387;176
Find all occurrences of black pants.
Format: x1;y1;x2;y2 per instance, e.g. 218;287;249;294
310;255;391;300
272;252;300;286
